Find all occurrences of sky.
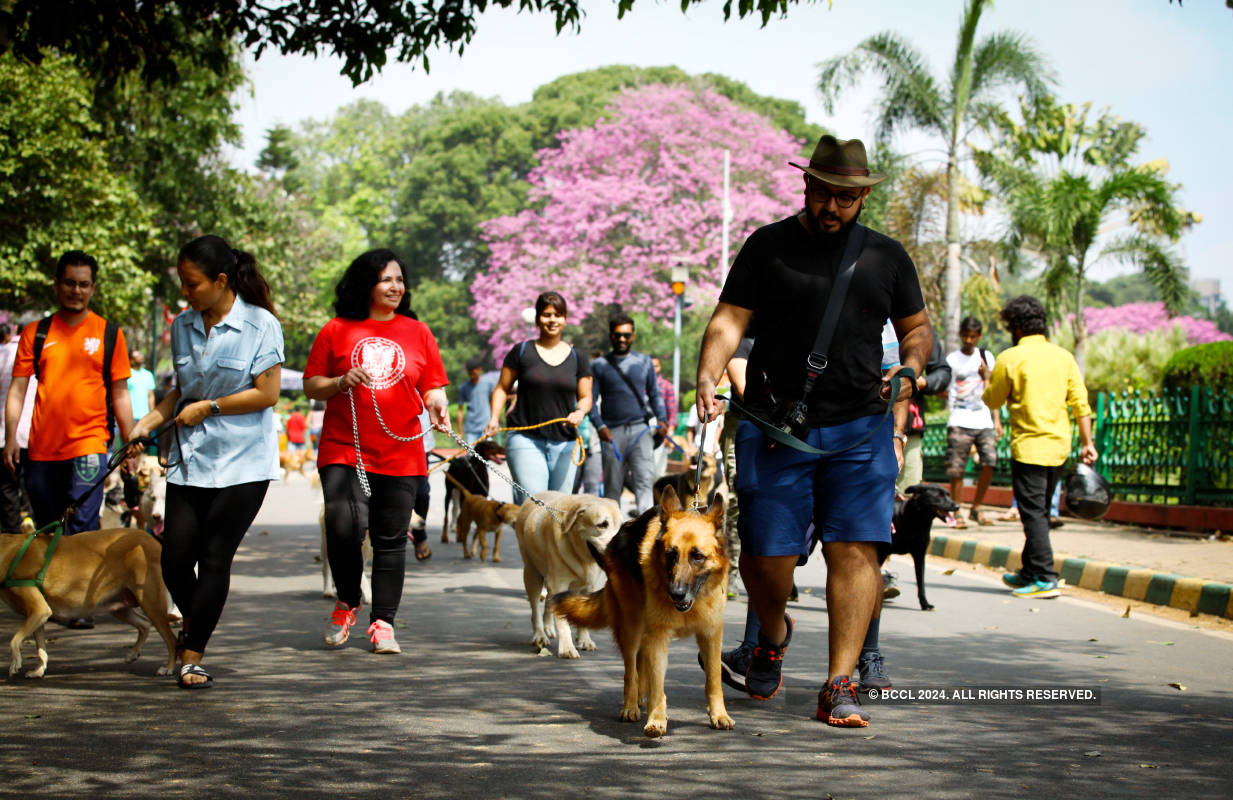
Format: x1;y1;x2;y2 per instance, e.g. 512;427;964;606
232;0;1233;298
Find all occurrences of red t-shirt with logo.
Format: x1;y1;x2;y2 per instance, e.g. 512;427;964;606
304;315;448;476
285;411;307;444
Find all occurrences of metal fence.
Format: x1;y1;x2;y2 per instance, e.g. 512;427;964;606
921;386;1233;507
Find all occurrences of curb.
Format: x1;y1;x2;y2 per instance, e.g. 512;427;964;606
929;533;1233;620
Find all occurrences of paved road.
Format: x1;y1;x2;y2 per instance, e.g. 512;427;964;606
2;475;1231;799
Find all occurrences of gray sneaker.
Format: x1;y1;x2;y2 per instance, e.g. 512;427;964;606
882;571;900;600
324;601;359;647
856;649;892;690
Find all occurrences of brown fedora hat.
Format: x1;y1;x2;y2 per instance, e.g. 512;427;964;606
789;134;887;188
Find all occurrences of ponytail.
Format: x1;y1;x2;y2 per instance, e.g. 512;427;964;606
178;235;278;318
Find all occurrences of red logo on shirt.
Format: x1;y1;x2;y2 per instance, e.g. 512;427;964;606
351;337;405;390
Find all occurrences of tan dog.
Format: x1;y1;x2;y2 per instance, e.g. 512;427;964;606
652;453;719;508
1;528;178;678
445;473;520;561
280;448;313;482
514;492;621;659
553;486;731;738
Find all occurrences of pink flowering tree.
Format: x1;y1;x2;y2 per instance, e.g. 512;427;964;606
471;84;803;354
1075;302;1230;344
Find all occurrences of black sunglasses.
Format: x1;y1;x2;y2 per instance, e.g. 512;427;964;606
611;331;634;339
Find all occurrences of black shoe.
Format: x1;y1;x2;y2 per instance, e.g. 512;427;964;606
787;583;799;603
745;615;793;700
66;616;95;630
1049;517;1064;529
697;644;754;692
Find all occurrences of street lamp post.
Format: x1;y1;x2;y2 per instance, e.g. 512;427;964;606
670;264;688;420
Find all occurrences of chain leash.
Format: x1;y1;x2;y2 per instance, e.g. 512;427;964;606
346;384;433;498
439;427;563;524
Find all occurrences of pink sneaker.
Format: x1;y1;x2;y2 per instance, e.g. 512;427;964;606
323;601;358;647
367;620;401;654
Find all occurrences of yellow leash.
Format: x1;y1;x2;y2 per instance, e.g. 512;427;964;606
427;417;587;474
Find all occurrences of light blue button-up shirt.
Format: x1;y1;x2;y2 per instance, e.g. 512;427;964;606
168;296;285;488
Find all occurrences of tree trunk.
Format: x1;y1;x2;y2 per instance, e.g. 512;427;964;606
1072;258;1087;373
944;151;962;353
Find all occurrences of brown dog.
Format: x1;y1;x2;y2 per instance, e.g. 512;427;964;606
445;473;520;562
1;528;178;678
552;486;731;738
652;453;718;508
280;448;313;482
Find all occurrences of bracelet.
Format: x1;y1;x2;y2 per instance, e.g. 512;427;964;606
336;375;344;392
892;431;908;444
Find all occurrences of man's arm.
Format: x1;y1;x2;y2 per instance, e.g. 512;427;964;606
696;303;752;422
1067;358;1097;464
886;310;932;468
111;380;135;442
982;359;1010;411
4;376;29;472
645;355;666;422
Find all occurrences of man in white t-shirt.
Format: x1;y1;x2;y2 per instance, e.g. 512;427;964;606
945;316;1002;527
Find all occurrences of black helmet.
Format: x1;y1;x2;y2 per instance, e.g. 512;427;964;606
1064;463;1111;521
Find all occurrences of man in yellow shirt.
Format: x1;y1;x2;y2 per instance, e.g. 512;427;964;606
982;296;1098;598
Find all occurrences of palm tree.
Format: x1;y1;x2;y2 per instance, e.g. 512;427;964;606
973;96;1198;369
816;0;1053;350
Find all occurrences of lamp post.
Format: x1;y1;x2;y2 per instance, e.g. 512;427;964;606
670;264;688;414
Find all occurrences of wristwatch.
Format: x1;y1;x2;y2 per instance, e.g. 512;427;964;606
892;431;908;444
209;400;222;416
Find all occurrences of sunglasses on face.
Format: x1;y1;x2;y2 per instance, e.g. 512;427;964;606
611;331;634;339
805;180;862;208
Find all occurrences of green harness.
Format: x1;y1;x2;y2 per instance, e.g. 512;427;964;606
2;519;67;594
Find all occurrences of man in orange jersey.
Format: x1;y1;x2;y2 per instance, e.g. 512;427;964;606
4;251;136;543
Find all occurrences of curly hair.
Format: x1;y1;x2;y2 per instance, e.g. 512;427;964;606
999;295;1048;337
333;249;412;320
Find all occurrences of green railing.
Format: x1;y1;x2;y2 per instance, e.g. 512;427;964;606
921;387;1233;507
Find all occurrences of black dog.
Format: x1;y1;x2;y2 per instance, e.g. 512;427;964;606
878;484;959;611
442;439;506;543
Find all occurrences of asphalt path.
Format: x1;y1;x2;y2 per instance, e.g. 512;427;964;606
2;474;1231;799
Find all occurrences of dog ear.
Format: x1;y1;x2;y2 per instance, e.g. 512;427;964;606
705;491;725;528
660;484;681;516
905;484;923;495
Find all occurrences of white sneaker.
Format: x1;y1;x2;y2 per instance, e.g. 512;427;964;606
368;619;401;654
323;601;359;647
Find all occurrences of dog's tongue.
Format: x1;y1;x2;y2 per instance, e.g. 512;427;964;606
152;518;165;538
943;513;957;528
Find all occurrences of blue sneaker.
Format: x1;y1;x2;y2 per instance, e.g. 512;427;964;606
1002;572;1029;588
856;650;892;690
1012;580;1060;599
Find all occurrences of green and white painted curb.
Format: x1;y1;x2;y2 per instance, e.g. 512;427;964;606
929;533;1233;620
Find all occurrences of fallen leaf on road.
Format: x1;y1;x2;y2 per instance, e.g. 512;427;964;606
1139;764;1159;769
259;530;269;536
863;735;876;740
1167;683;1186;691
1088;638;1098;642
1028;608;1039;613
943;569;955;575
1147;641;1173;646
536;647;551;657
1122;606;1131;618
1084;751;1101;757
24;714;39;719
1090;655;1107;659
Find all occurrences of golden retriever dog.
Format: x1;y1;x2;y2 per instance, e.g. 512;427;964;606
514;492;621;659
280;448;313;482
552;486;731;738
1;528;178;678
652;453;718;508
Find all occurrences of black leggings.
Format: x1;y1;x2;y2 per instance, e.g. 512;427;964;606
162;481;269;653
320;465;423;624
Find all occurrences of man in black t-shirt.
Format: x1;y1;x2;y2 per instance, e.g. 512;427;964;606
696;135;933;728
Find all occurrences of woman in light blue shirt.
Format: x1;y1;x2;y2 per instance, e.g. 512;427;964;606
130;235;284;689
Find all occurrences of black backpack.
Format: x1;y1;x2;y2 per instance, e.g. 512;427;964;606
31;315;121;438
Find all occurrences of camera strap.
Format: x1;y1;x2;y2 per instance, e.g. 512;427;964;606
801;222;866;398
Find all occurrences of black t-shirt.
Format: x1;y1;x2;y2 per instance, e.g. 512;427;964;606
719;216;924;426
502;341;593;441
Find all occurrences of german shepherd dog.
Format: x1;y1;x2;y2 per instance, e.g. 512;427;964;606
879;484;959;611
552;486;733;738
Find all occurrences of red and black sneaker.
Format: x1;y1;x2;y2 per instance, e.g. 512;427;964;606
817;675;871;728
745;614;793;700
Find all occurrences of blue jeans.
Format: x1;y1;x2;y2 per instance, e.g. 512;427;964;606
24;452;107;534
505;432;578;504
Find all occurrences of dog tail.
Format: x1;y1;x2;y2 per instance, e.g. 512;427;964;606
550;589;612;629
443;470;474;499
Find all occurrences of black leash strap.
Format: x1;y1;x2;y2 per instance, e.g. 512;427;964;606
727;367;916;457
801;223;866;397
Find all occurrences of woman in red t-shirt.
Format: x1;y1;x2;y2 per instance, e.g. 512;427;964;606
304;249;449;654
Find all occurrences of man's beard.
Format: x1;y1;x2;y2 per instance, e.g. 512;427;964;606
802;201;862;246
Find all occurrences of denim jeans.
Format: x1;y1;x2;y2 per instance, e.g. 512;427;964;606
505;431;578;504
24;452;107;534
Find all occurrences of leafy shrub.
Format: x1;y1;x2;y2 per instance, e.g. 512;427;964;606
1162;341;1233;392
1053;325;1191;394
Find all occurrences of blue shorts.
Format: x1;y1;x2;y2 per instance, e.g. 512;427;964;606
735;415;897;557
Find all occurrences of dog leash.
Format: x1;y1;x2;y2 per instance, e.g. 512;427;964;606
345;383;436;498
600;423;652;462
426;418;587;475
439;427;565;525
1;418;178;595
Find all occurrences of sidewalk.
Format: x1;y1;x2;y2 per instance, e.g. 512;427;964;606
929;507;1233;619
